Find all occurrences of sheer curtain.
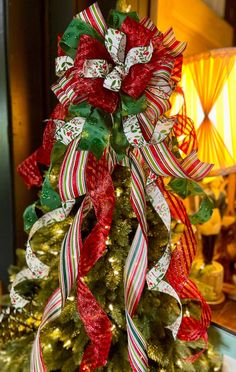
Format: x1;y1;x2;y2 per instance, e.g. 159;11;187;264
182;48;236;174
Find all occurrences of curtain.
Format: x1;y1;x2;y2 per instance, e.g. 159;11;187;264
182;48;236;173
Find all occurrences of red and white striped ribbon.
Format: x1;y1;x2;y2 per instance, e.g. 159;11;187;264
30;197;89;371
76;2;107;38
59;138;88;202
141;143;213;181
124;151;149;371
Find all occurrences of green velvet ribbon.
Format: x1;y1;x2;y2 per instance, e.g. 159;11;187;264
121;94;147;116
168;178;214;224
189;196;214;225
68;94;147;159
107;10;139;29
59;18;103;59
70;103;110;159
110;110;129;159
69;102;92;117
40;176;61;211
23;204;38;232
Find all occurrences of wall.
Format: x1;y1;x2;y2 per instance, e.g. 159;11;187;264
150;0;233;56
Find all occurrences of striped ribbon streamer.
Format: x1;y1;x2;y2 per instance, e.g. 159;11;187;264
31;197;89;371
124;152;149;371
141;142;213;180
60;198;90;305
31;288;62;372
124;226;149;372
59;138;88;202
180;150;213;181
161;28;187;58
30;129;90;369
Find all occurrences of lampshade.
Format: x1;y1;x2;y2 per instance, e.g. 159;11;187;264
181;48;236;175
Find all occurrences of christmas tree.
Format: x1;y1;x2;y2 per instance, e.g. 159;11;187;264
0;3;222;371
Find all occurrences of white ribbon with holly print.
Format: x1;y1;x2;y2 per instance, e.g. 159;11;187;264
145;177;182;338
83;28;153;92
123;115;175;148
55;56;74;77
54;116;85;145
10;200;75;308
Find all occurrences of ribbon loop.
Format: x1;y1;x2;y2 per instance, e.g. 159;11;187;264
55;56;74;77
103;65;125;91
123;115;175;148
55;116;86;145
83;59;110;78
105;28;126;64
124;42;153;74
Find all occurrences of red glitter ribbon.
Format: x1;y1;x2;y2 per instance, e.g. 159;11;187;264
77;153;115;371
157;178;211;355
17;103;67;187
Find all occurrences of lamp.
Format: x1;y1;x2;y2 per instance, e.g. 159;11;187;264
181;48;236;175
181;48;236;305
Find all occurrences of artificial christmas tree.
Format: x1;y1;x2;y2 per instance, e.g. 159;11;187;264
0;3;222;371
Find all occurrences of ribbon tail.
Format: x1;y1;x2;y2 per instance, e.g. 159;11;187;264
78;279;112;371
78;153;115;370
124;152;149;371
157;178;211;356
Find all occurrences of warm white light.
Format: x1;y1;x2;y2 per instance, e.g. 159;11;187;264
63;339;71;348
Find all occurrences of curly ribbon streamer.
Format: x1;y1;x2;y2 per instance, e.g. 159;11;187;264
10;200;75;309
124;152;149;371
30;143;114;371
157;178;211;359
173;87;198;156
30;142;90;370
146;179;182;338
31;198;90;371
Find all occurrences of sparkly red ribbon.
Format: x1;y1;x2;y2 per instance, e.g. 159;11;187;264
77;153;115;371
17;103;67;187
157;178;211;351
173;87;198;155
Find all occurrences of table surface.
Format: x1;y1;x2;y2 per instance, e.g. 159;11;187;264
211;299;236;335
